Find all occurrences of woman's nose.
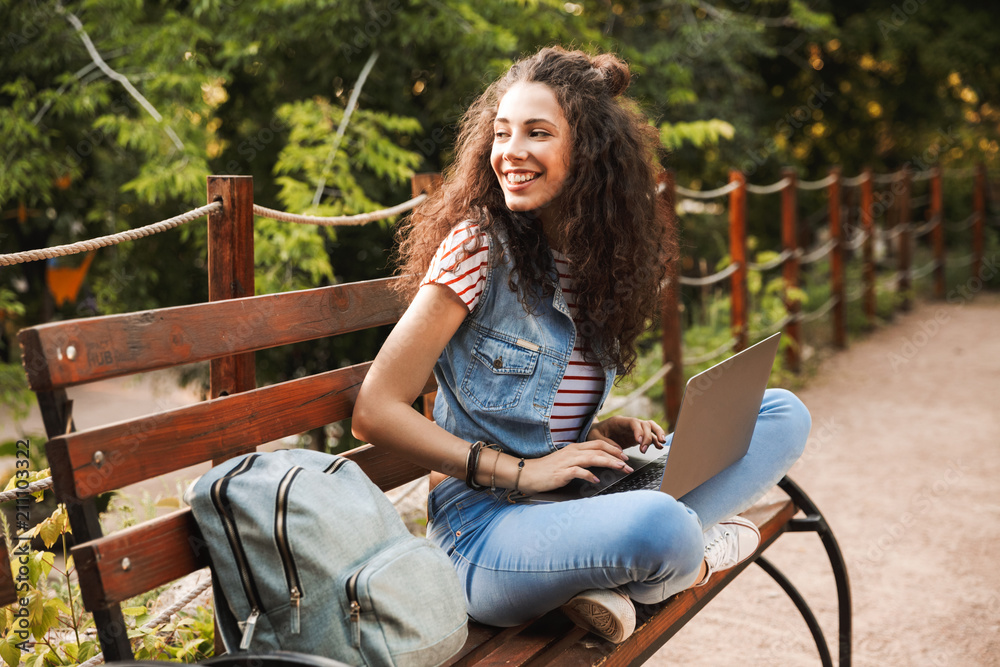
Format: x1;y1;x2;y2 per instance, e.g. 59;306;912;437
503;136;528;161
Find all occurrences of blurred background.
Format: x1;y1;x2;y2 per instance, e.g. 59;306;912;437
2;0;998;444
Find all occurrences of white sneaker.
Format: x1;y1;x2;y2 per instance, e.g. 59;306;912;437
697;516;761;585
560;588;636;643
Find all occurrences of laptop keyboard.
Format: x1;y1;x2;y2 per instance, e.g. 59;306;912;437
598;454;669;495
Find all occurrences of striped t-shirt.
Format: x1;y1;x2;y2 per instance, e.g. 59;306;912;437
422;222;605;444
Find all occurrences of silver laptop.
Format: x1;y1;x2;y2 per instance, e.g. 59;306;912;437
527;332;782;503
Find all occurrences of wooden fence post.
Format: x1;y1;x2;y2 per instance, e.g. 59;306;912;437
207;175;256;439
973;163;986;280
829;167;846;348
931;166;945;299
781;168;800;373
660;172;684;429
862;168;876;327
728;170;748;352
897;167;912;311
412;173;443;420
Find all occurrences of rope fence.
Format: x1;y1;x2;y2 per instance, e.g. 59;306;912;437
656;161;995;426
3;162;993;438
683;338;739;365
677;262;740;286
77;574;214;667
747;249;795;272
1;195;429;266
0;202;221;266
0;477;53;503
251;194;426;226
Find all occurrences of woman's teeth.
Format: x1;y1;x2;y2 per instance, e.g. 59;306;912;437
507;172;538;184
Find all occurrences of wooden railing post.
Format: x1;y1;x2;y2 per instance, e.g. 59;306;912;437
206;174;254;658
660;172;684;429
861;168;876;327
207;177;256;419
781;168;800;373
931;166;945;299
728;170;748;352
897;167;912;311
829;167;846;348
412;173;443;420
973;163;986;280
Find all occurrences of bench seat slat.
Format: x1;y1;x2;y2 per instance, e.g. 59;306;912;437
18;278;405;391
47;364;435;502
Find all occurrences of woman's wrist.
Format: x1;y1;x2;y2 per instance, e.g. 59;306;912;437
472;448;524;491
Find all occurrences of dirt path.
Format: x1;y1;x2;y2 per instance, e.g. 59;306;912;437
650;292;1000;666
3;293;998;665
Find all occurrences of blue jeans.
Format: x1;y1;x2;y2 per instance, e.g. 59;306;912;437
426;388;811;626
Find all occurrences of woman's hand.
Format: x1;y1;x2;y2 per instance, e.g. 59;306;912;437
588;415;667;454
516;440;633;494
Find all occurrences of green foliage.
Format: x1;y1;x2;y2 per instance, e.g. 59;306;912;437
1;0;997;416
659;119;736;150
0;364;32;427
0;466;216;665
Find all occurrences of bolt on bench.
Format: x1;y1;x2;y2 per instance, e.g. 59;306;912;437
14;176;851;665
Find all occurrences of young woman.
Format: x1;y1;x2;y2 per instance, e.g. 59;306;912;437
353;47;810;643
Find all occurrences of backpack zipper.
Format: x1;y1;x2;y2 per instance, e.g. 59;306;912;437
346;569;362;647
271;456;349;636
210;454;266;650
274;466;306;634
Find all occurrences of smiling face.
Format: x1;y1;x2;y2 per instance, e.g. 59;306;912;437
490;82;572;230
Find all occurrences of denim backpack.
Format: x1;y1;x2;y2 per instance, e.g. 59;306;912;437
188;449;468;667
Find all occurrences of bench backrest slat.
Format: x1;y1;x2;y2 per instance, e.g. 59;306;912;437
48;363;436;502
18;277;406;391
72;509;209;611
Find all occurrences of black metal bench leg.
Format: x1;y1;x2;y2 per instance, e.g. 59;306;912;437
755;556;833;667
778;475;852;667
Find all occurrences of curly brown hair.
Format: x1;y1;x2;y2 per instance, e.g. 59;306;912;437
395;46;676;375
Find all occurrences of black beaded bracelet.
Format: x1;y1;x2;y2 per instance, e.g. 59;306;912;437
465;440;487;490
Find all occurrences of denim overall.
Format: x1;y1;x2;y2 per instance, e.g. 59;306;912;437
425;239;812;626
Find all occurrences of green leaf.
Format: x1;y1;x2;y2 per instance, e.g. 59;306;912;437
0;638;20;667
78;640;99;662
122;606;148;617
38;517;61;550
63;642;79;661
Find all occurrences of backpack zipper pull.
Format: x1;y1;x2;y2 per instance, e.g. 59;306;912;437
290;586;301;634
350;600;361;647
239;608;260;650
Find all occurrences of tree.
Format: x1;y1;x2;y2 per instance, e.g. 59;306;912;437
2;1;995;424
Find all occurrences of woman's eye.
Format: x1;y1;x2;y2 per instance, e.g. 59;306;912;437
530;130;550;138
494;131;509;139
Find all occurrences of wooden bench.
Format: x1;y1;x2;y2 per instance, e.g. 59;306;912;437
13;176;852;665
